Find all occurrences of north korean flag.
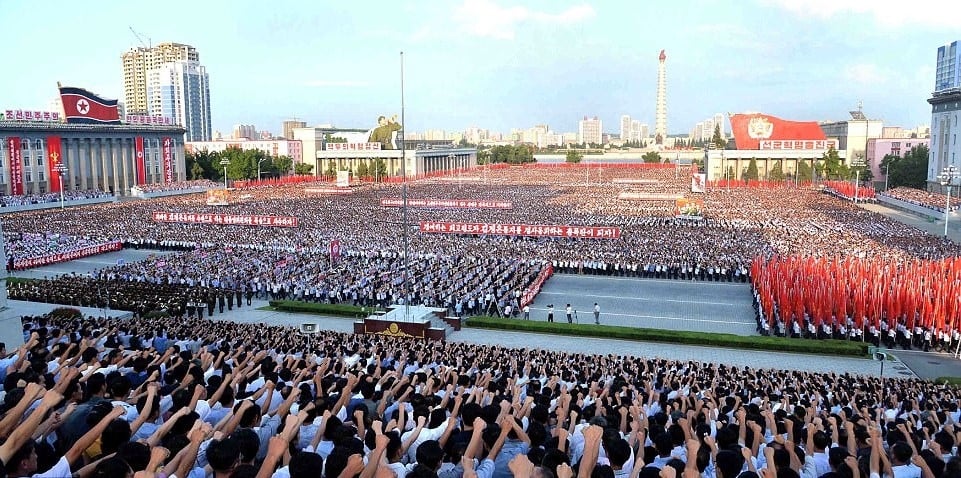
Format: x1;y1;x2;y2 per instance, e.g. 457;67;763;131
59;86;120;124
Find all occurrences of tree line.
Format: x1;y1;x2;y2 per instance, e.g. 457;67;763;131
185;148;310;181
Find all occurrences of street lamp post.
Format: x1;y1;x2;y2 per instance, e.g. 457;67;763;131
257;158;268;181
938;165;960;237
54;164;68;209
852;156;866;204
219;158;230;189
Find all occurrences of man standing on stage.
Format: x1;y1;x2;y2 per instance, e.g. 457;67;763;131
593;303;600;324
547;304;554;323
566;304;573;324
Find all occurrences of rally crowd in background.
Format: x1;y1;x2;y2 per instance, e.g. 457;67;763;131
880;188;960;213
133;180;220;194
2;165;961;339
0;190;112;208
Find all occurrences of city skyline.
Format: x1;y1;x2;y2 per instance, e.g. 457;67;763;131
2;0;958;136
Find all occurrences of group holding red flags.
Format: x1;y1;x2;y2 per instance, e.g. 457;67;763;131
751;255;961;348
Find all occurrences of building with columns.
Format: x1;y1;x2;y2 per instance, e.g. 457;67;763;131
0;121;186;196
315;147;477;178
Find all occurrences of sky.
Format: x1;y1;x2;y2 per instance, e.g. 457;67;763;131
1;0;959;137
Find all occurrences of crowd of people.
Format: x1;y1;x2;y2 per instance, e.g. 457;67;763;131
880;187;960;213
3;232;111;264
0;189;111;207
133;180;219;194
2;166;960;329
0;310;959;478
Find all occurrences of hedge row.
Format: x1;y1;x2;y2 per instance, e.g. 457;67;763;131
465;316;869;357
268;300;372;317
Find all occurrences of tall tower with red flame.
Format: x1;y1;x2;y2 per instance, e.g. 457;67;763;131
655;49;667;145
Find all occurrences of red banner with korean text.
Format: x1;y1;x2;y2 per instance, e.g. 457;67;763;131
381;198;513;209
12;241;121;270
6;137;23;195
161;137;173;183
520;264;554;308
152;212;299;227
46;136;63;192
419;222;621;239
135;136;146;185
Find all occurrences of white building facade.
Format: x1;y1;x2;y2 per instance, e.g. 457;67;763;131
578;116;602;145
147;60;212;142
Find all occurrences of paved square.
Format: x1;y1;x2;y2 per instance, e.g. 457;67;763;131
526;273;758;335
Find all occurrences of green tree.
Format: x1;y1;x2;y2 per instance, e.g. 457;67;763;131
220;148;266;180
726;166;736;181
796;160;814;182
185;150;219;180
745;158;760;181
881;145;929;189
189;161;205;180
818;147;850;180
477;149;491;165
271;155;293;176
641;151;661;163
565;149;583;163
372;158;388;179
324;133;347;144
769;160;785;181
355;161;369;177
711;124;725;149
325;161;337;176
294;162;314;175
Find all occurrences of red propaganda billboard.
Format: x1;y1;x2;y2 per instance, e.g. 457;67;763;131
7;137;23;195
380;198;513;209
152;212;299;227
46;136;64;192
419;221;621;239
135;136;146;185
13;241;121;270
161;137;173;183
729;113;826;150
304;188;353;195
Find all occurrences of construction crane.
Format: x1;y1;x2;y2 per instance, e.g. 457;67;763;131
129;26;151;49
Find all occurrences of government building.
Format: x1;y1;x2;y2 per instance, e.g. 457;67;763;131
0;112;186;196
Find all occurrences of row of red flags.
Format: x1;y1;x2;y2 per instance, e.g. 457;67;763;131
751;255;961;331
823;180;877;200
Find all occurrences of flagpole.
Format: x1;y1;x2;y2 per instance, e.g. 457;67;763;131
400;51;410;323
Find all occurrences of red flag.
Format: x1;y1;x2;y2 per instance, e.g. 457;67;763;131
58;86;120;124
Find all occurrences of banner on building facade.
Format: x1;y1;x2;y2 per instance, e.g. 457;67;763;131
135;137;146;185
161;137;173;183
419;221;621;239
380;198;513;209
46;136;64;192
13;241;122;270
152;212;299;227
6;137;23;195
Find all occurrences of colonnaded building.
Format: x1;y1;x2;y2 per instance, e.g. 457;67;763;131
292;126;477;178
0;110;186;196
